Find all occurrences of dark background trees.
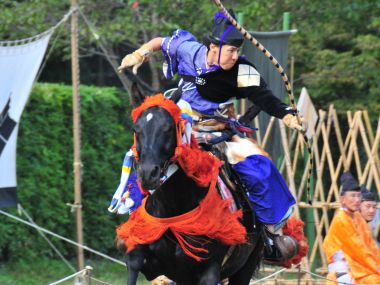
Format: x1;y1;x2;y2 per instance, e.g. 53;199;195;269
1;0;379;113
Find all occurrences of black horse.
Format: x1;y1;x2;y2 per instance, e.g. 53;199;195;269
117;86;264;285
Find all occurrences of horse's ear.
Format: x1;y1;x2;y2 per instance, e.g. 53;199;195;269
169;86;182;103
129;81;146;108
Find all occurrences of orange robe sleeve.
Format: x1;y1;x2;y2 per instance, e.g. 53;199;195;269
323;209;380;283
349;212;380;283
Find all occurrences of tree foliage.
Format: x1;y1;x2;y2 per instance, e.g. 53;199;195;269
0;83;132;261
1;0;378;114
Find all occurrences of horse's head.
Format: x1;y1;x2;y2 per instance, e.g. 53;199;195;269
133;105;177;189
130;84;182;190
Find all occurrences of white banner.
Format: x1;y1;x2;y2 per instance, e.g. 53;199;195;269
297;87;318;140
0;33;51;207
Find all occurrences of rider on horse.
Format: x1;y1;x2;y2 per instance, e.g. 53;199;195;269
117;10;305;266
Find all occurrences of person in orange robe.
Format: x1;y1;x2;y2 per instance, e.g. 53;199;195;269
323;172;380;284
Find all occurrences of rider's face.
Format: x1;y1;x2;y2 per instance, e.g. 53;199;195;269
209;44;240;70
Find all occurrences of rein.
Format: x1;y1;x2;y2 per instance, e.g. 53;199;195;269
212;0;313;204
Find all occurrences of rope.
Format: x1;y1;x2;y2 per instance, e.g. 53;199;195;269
34;20;65;83
249;267;376;285
0;208;125;266
48;261;114;285
48;267;89;285
4;203;374;284
250;268;287;284
0;7;76;46
90;277;114;285
212;0;314;204
17;204;76;272
298;268;374;285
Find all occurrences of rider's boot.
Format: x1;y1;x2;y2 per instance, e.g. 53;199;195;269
263;225;299;266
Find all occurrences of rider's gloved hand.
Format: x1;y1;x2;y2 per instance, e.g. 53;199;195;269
118;43;153;74
282;113;306;133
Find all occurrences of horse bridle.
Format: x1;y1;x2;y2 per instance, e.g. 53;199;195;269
131;101;185;191
212;0;313;204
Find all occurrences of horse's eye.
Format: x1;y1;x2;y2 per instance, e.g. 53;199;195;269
161;123;171;133
132;124;140;133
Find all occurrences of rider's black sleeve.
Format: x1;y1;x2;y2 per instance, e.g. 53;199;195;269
237;77;294;119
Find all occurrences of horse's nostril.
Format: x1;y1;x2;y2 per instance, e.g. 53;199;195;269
152;165;160;177
138;163;162;189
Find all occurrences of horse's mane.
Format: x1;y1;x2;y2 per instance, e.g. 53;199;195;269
132;94;222;188
131;94;181;124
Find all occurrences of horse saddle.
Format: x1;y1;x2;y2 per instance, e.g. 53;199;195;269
207;143;257;232
198;134;300;267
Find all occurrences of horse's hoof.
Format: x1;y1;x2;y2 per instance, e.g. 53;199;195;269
115;237;127;254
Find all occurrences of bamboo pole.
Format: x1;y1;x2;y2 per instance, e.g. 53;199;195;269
279;129;298;173
357;117;380;189
346;111;361;171
312;108;335;264
321;108;339;206
279;120;299;217
262;117;276;149
363;110;375;144
296;110;324;202
326;111;360;204
308;108;334;268
71;0;84;270
350;113;363;181
254;116;262;145
361;119;379;189
291;133;302;174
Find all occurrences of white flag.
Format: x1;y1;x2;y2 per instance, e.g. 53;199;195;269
297;87;318;139
0;33;51;208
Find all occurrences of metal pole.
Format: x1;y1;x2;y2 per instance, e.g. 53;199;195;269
283;12;290;31
70;0;84;270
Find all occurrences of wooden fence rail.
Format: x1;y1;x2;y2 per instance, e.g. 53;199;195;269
254;104;379;283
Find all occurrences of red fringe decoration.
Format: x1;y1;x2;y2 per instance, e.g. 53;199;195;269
116;172;247;262
119;94;247;261
282;216;309;268
131;94;185;159
173;135;222;187
131;94;222;188
131;94;182;124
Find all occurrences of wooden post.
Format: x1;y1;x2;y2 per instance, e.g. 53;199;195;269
71;0;84;270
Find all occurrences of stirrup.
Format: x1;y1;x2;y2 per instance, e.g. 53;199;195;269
263;230;299;266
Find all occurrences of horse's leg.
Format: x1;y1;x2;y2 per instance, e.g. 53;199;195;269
227;237;264;285
199;262;221;285
126;249;145;285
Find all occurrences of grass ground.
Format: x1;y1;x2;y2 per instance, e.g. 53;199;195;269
0;258;327;284
0;258;151;285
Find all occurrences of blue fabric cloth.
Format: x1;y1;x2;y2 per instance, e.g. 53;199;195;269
161;29;197;79
127;171;145;213
161;29;223;114
233;154;296;224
